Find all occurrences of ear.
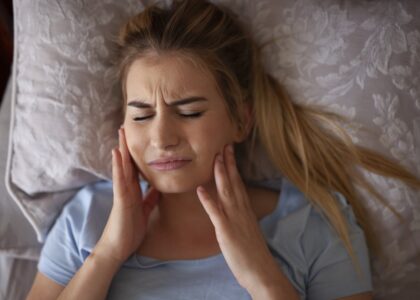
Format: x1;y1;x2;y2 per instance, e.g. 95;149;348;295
233;103;254;143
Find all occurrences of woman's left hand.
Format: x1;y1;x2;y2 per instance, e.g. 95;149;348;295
196;143;285;292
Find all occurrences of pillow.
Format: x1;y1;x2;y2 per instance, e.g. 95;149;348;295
6;0;137;243
6;0;420;298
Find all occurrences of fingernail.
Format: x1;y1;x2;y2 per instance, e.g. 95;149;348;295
227;144;234;153
217;153;224;163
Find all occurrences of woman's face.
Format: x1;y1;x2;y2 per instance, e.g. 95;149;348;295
123;54;244;193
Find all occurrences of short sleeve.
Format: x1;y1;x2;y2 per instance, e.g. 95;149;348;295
37;191;86;286
36;180;124;286
262;180;373;300
303;192;373;300
38;182;105;286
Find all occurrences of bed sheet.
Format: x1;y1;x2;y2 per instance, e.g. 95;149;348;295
0;255;37;300
0;75;41;259
1;78;39;299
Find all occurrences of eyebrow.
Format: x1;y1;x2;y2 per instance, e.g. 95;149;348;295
127;96;208;108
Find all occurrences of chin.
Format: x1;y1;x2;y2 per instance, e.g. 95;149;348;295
152;180;195;194
148;173;213;194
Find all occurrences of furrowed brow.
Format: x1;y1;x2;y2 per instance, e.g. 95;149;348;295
127;97;208;108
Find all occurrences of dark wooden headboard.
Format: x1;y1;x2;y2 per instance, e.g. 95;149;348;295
0;0;13;108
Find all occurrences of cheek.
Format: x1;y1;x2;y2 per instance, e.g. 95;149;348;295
124;130;147;165
193;124;232;165
203;116;236;147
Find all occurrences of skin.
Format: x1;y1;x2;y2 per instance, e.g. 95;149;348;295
122;53;287;289
122;53;250;242
25;52;372;299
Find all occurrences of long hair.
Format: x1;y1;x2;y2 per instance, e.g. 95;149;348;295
114;0;420;275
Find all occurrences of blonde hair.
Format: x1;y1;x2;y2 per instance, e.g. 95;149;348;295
115;0;420;276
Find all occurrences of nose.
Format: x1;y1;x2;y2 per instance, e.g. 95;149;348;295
150;114;180;150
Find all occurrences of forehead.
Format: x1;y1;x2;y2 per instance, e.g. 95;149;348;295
125;54;220;100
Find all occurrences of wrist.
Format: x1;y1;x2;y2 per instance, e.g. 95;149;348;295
247;269;300;300
91;246;124;271
249;284;299;300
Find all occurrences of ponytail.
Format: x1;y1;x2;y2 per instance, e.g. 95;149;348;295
247;43;420;277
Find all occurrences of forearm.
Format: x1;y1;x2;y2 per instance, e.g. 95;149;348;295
58;248;122;300
248;267;300;300
249;284;299;300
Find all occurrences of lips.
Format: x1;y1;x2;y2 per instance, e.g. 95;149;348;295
149;159;191;171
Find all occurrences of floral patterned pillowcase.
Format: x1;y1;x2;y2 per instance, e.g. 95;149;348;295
6;0;135;245
5;0;420;298
255;3;420;298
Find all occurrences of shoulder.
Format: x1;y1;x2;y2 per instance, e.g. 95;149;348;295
60;180;114;234
63;180;114;212
47;180;116;260
63;180;113;212
258;178;372;299
258;178;365;250
38;181;115;285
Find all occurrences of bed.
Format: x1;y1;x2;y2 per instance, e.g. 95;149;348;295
1;0;420;299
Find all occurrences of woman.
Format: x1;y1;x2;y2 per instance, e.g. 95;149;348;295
27;0;420;299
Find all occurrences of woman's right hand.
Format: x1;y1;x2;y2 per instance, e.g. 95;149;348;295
94;127;160;265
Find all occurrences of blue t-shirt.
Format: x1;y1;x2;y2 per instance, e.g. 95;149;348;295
38;178;372;299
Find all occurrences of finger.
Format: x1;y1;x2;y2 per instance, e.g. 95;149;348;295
196;186;226;229
223;144;249;208
143;186;159;200
214;151;236;209
136;165;148;183
120;126;148;182
112;148;125;199
119;128;134;182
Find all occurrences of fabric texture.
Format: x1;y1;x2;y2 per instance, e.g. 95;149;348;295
0;254;38;300
4;0;420;298
0;77;41;259
38;178;372;300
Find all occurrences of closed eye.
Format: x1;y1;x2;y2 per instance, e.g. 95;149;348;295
180;112;204;118
133;116;153;121
133;112;204;122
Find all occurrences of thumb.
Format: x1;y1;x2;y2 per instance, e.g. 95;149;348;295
112;148;125;200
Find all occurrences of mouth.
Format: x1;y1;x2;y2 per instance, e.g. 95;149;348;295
149;159;192;171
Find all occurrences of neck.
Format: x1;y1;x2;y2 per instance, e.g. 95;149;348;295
152;181;219;238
